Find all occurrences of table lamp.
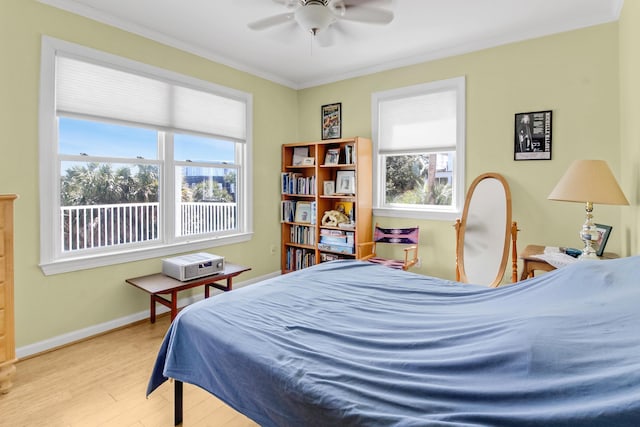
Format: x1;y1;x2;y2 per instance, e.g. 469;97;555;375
548;159;628;259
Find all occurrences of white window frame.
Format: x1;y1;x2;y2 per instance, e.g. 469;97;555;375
371;76;466;221
38;36;253;275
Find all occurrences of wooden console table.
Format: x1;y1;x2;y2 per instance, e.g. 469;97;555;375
126;263;250;322
520;244;617;281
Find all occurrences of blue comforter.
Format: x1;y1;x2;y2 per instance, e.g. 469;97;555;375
148;257;640;426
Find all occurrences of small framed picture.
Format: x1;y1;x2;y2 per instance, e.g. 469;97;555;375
594;223;612;256
514;110;552;161
294;202;312;223
335;170;356;194
324;148;340;165
292;146;309;165
323;180;335;195
321;102;342;140
302;157;315;166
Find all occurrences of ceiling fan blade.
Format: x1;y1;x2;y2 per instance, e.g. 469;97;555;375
342;0;392;6
340;6;394;24
248;13;294;30
272;0;299;8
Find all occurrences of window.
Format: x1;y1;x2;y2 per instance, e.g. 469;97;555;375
39;37;252;275
371;77;465;220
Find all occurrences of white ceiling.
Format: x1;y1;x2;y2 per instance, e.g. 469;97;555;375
39;0;623;89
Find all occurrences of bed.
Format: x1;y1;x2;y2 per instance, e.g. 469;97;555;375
147;257;640;426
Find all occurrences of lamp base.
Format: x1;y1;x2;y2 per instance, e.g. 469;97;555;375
578;201;600;261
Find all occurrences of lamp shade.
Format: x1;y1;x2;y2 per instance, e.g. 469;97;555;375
548;160;629;205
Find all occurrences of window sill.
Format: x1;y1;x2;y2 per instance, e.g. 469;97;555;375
39;232;253;276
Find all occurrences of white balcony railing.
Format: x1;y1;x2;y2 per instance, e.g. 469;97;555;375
61;202;237;252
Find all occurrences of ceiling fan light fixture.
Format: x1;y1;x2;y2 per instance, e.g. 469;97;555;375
294;3;335;35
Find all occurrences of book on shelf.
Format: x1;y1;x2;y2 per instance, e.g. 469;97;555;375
320;253;348;262
286;247;316;271
281;172;316;195
344;144;356;164
319;235;347;245
319;230;354;246
290;224;315;246
318;242;354;254
281;200;296;222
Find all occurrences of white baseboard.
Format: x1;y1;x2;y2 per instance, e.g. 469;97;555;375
16;270;281;359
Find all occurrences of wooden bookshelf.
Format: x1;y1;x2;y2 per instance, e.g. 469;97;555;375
281;137;372;273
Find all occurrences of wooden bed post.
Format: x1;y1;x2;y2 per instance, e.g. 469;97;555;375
174;380;183;426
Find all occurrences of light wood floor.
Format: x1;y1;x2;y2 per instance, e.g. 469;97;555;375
0;315;259;427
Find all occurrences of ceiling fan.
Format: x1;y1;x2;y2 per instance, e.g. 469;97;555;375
248;0;394;46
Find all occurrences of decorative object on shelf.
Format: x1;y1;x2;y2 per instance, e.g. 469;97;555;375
324;148;340;165
335;170;355;194
302;157;315;165
323;180;335;195
548;160;628;260
321;209;350;227
292;146;309;165
514;110;552;161
295;201;312;223
321;103;341;140
334;201;353;218
594;223;612;257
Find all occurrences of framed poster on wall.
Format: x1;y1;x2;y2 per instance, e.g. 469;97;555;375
514;110;552;160
321;102;342;140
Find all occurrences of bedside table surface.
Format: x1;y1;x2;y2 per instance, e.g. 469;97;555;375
519;244;618;281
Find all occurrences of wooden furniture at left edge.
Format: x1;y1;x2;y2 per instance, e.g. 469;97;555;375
126;263;250;323
0;194;17;394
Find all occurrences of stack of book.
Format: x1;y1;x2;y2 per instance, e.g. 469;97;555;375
318;229;355;254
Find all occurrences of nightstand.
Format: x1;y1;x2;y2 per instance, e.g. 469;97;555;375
520;244;618;281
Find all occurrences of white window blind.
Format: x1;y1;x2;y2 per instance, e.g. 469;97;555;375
378;90;457;154
56;56;246;140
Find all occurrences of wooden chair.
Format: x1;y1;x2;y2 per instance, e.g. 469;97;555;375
357;224;419;270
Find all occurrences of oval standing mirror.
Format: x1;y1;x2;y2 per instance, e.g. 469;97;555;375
456;173;514;287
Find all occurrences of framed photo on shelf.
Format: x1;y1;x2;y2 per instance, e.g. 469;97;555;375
294;202;312;223
323;180;335;196
514;110;552;161
324;148;340;165
335;170;356;194
321;102;342;140
594;223;612;256
302;157;315;166
292;146;309;166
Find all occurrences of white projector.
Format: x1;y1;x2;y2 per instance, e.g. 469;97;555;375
162;252;225;281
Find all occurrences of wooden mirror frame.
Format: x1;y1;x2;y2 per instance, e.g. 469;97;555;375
455;173;518;287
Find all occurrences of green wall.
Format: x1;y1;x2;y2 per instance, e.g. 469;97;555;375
0;0;296;348
619;1;640;255
298;23;623;279
0;0;635;351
